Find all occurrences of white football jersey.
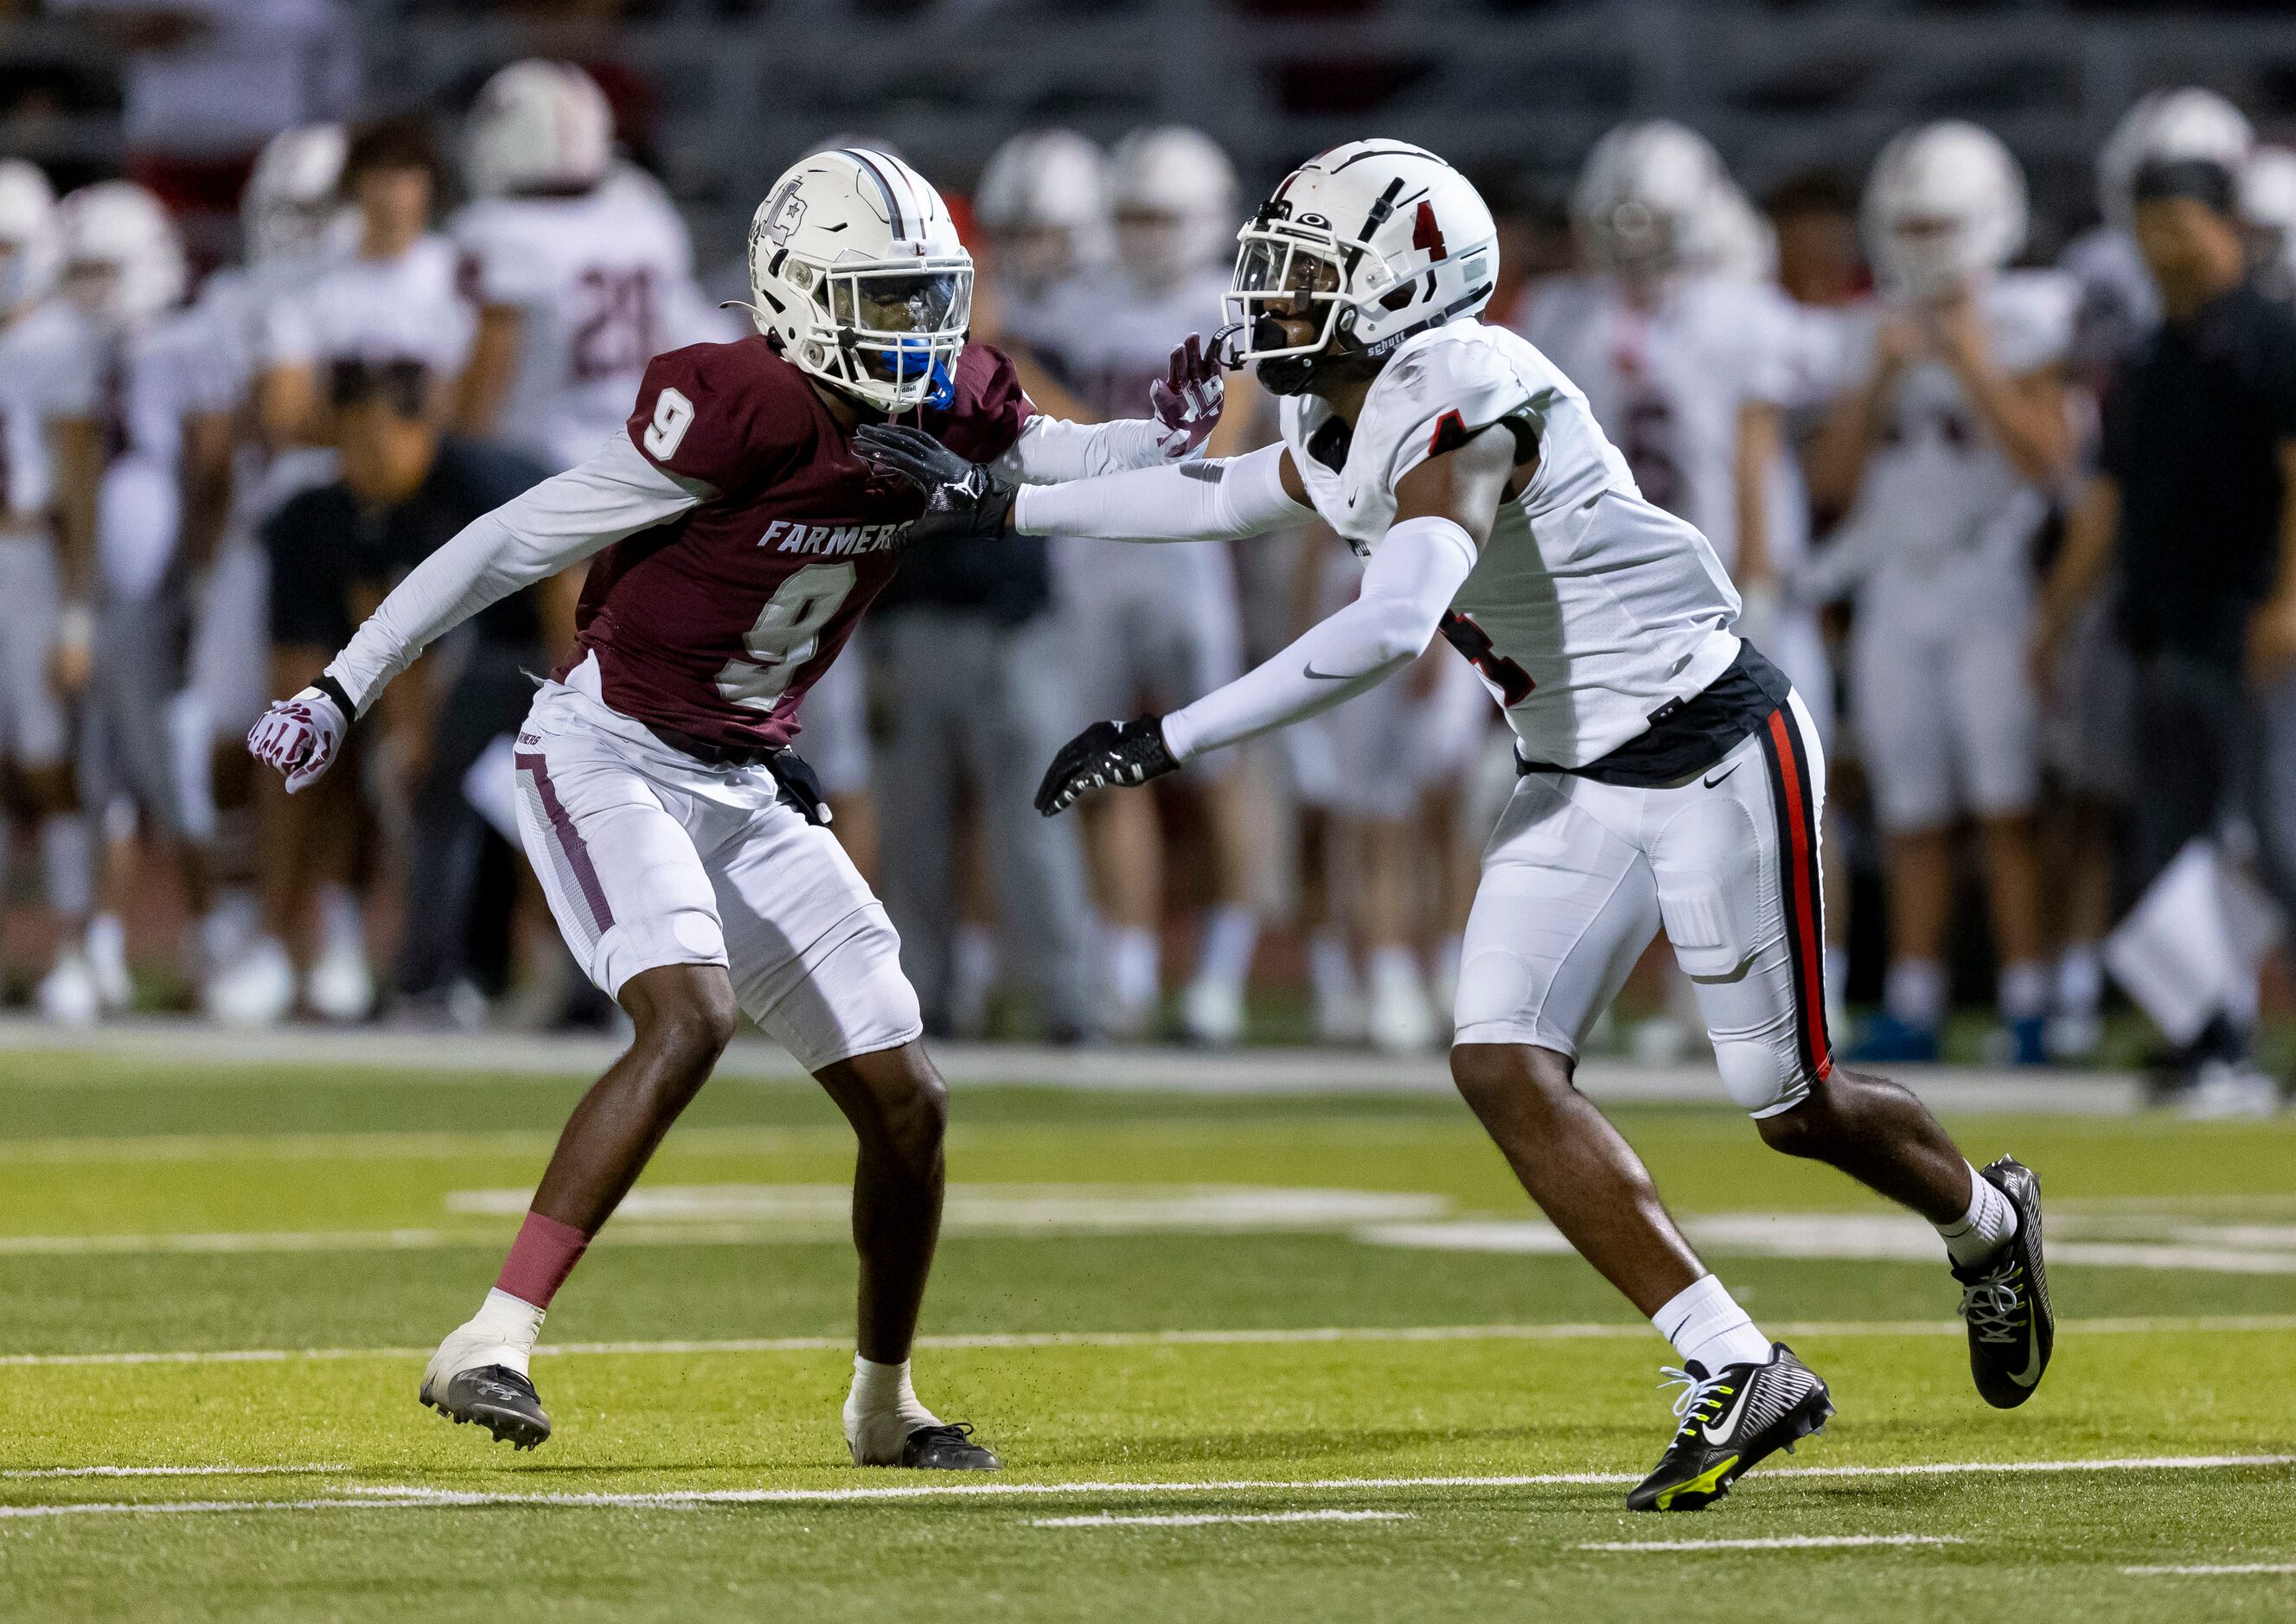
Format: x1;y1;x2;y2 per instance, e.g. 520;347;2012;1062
196;252;342;537
259;233;475;380
1826;270;2075;593
0;300;99;537
1282;319;1741;768
89;307;235;599
451;178;713;470
1518;272;1795;572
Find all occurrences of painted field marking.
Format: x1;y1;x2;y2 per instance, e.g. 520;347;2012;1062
0;1464;346;1480
1032;1510;1414;1529
4;1455;2290;1520
2122;1564;2296;1576
1581;1533;1960;1551
8;1314;2296;1370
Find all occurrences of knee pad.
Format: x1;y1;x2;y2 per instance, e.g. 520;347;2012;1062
1713;1032;1811;1118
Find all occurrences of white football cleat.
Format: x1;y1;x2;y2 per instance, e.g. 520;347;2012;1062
2180;1058;2281;1121
1366;952;1436;1054
86;922;132;1013
419;1317;549;1450
1180;978;1244;1047
36;951;100;1026
304;938;374;1022
204;935;295;1027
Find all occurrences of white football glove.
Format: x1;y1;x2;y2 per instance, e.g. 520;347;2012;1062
247;682;349;795
1148;331;1225;461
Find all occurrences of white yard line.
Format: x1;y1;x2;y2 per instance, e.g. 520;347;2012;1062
4;1455;2291;1520
7;1314;2295;1371
1581;1533;1961;1551
2123;1563;2296;1576
0;1464;348;1480
1032;1510;1414;1529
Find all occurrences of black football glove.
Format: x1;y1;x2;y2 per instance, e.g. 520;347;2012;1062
1034;716;1179;816
853;422;1016;546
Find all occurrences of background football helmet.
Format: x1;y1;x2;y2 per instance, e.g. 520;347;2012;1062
1862;120;2027;302
2242;144;2296;286
1107;125;1236;295
741;145;972;413
464;60;614;199
2097;87;2252;233
1699;182;1779;285
243;123;348;265
0;158;60;314
975;128;1110;296
1225;138;1497;393
1571;120;1730;274
59;181;185;329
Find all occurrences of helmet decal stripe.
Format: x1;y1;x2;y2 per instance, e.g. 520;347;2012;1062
844;149;907;238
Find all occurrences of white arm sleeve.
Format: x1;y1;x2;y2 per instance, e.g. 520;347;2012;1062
994;414;1181;484
1161;515;1477;762
1009;442;1308;540
325;434;707;715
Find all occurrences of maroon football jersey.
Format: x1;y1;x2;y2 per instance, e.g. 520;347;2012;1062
565;336;1032;751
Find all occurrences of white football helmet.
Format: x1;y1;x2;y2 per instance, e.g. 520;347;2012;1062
1862;121;2027;302
1571;120;1730;274
740;146;972;413
1699;183;1778;285
975;128;1110;293
1108;125;1236;294
243;122;347;264
2242;145;2296;277
465;60;614;199
1225;139;1498;394
0;158;61;314
2098;88;2252;233
59;181;185;329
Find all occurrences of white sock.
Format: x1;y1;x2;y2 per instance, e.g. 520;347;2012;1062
1935;1161;2018;1268
1106;925;1160;1013
1367;943;1422;998
86;912;125;975
950;923;999;1032
1652;1275;1772;1374
470;1286;546;1356
841;1354;941;1461
1307;929;1356;1007
41;815;91;917
1193;903;1259;993
2056;944;2102;1019
317;883;364;956
1998;960;2050;1022
1883;957;1947;1030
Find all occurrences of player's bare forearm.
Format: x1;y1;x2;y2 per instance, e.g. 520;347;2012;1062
2037;473;2119;642
176;411;236;570
1733;400;1781;584
1804;375;1889;511
48;418;101;604
1954;361;2075;488
454;305;522;438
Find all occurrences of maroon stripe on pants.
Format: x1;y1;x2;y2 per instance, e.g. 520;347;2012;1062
1756;707;1832;1084
515;751;614;935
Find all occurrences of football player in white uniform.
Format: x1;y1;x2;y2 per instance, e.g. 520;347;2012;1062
1028;125;1266;1042
51;182;234;1008
0;161;106;1022
868;141;2055;1511
451;61;726;472
1804;123;2076;1067
189;122;349;1019
232;113;479;1024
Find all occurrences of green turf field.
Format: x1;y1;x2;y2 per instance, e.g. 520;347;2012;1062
3;1049;2293;1621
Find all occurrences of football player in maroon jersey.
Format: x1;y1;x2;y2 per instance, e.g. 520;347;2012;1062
247;146;1225;1466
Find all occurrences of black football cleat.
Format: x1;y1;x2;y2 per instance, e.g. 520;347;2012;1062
420;1363;552;1451
1626;1344;1832;1512
899;1423;1001;1470
1955;1155;2054;1409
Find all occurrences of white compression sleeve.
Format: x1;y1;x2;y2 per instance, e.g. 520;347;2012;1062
1161;515;1478;763
1010;442;1306;540
995;414;1180;484
325;435;706;715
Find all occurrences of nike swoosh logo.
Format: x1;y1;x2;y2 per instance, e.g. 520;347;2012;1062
1703;763;1741;789
2010;1289;2043;1386
1303;664;1365;681
1701;1383;1756;1445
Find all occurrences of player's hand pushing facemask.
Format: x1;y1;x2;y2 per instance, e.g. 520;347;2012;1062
853;423;1016;546
246;682;349;794
1147;331;1225;460
1034;716;1179;816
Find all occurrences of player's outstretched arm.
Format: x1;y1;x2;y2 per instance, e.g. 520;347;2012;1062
1033;425;1515;815
246;436;706;792
995;332;1230;482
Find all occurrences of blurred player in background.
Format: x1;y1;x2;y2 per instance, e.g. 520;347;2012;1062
225;112;476;1025
1033;125;1265;1042
0;162;105;1022
189;122;349;1019
1806;122;2075;1065
50;180;233;1012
